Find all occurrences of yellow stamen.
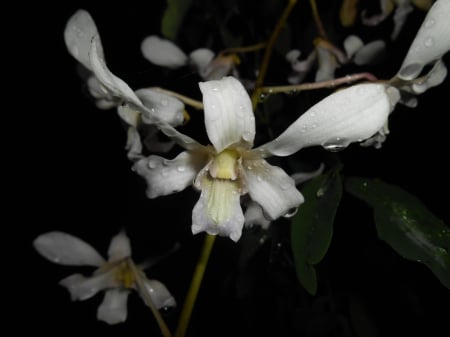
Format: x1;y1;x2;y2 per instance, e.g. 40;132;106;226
209;149;239;180
116;261;135;288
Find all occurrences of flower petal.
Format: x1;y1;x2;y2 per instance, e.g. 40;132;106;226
343;35;364;59
87;76;118;109
397;0;450;80
141;279;176;309
192;178;244;242
97;289;129;324
135;89;184;126
411;59;448;94
390;2;414;40
353;40;386;65
108;231;131;262
59;270;118;301
199;76;255;152
141;35;188;68
244;201;271;229
64;9;101;70
133;151;205;198
117;104;140;127
243;160;304;220
33;232;105;266
257;84;398;157
189;48;215;74
89;36;142;106
315;47;337;82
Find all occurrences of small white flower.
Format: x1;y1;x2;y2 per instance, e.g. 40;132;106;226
33;231;176;325
64;10;185;158
133;76;397;242
141;35;240;80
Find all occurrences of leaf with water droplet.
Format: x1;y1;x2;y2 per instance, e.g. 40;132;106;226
291;166;343;295
346;177;450;289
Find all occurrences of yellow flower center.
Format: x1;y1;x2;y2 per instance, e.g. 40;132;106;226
115;261;135;288
209;149;239;180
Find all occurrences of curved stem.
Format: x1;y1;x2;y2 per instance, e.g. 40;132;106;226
220;42;267;55
251;0;298;109
174;234;216;337
149;87;204;110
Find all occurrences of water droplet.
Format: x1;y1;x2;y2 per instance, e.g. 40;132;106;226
424;37;433;47
242;131;252;141
161;99;168;106
311;124;317;129
246;164;253;170
281;180;294;190
211;86;219;92
424;18;435;28
177;166;186;172
309;109;317;117
283;207;298;218
259;93;267;102
163;159;171;165
148;160;157;169
316;188;325;197
322;137;350;152
256;175;263;182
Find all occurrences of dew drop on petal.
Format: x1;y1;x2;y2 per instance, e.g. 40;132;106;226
148;160;157;169
424;37;433;47
424;19;435;28
283;207;298;218
177;166;186;172
242;131;252;141
211;86;220;92
256;175;263;182
322;137;350;152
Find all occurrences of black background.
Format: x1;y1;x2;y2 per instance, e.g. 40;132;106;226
11;1;450;336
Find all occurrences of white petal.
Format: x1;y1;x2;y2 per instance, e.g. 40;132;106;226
242;160;304;220
33;232;105;266
89;36;142;106
108;231;131;262
117;104;140;127
315;47;337;82
125;127;144;161
59;271;118;301
192;178;244;242
390;2;414;40
135;89;184;126
141;35;188;68
133;151;204;198
189;48;215;74
141;279;176;309
291;163;325;185
343;35;363;59
199;76;255;152
353;40;386;65
411;59;448;94
152;119;203;151
257;84;398;157
201;55;235;80
64;9;101;70
97;289;129;324
244;201;271;229
286;49;301;64
397;0;450;80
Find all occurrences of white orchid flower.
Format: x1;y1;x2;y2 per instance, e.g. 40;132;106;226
33;231;176;325
133;76;398;242
141;35;240;80
64;10;185;158
343;35;386;66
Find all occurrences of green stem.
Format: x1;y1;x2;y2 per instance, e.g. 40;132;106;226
309;0;328;39
174;234;216;337
251;0;298;109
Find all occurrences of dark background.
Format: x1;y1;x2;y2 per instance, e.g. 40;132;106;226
12;1;450;336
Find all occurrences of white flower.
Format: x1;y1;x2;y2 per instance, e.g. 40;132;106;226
133;76;398;242
33;231;176;325
64;10;185;158
141;35;240;80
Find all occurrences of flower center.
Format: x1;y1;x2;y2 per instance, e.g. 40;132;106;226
209;149;239;180
115;261;135;288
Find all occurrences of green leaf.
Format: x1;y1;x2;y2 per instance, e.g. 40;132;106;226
346;177;450;289
291;167;343;295
161;0;192;40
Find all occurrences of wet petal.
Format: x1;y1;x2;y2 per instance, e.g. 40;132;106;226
411;59;448;94
192;178;244;242
354;40;386;65
256;84;398;157
189;48;215;74
117;104;140;127
64;9;101;70
87;76;118;109
291;163;325;185
244;201;271;229
133;151;204;198
33;232;105;266
135;89;185;126
89;36;142;106
141;279;176;309
397;0;450;80
59;270;118;301
199;76;255;152
108;231;131;262
97;289;129;324
125;127;144;161
343;35;364;58
141;35;188;68
243;160;304;220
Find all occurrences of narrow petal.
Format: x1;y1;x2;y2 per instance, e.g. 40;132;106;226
291;163;325;185
141;35;188;68
59;270;118;301
97;289;129;324
199;76;255;152
354;40;386;65
192;177;244;242
390;2;414;40
89;36;142;106
125;126;144;161
33;232;105;266
189;48;215;74
133;151;205;198
87;76;118;109
315;47;337;82
242;160;304;220
108;231;131;262
140;279;176;309
244;201;271;229
256;84;398;157
343;35;364;59
135;89;184;126
397;0;450;80
117;104;140;127
64;9;101;70
411;60;448;94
